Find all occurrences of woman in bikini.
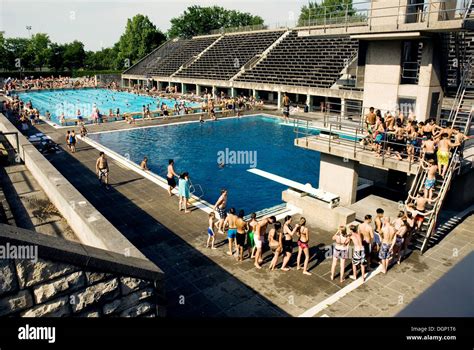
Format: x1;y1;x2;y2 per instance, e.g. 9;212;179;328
331;225;350;282
296;217;311;276
280;215;295;271
268;222;283;271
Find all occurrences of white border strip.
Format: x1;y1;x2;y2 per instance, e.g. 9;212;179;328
298;265;382;317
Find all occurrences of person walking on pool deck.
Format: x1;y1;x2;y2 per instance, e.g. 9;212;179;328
280;215;296;271
206;212;217;249
348;224;367;282
358;215;374;269
254;216;276;269
178;172;191;213
235;210;248;261
69;130;77;153
224;208;238;257
167;159;178;196
96;152;110;190
213;189;228;235
282;93;290;123
247;212;258;259
295;217;311;276
331;225;350;282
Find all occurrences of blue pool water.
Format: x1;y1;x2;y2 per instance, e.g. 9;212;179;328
17;88;200;125
89;115;321;213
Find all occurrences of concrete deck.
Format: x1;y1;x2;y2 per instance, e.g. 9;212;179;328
7;112;472;317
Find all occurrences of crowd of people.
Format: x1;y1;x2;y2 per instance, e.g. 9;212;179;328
362;107;469;162
2;76;96;94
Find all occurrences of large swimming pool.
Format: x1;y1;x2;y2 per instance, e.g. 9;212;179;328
88;115;320;213
17;88;200;125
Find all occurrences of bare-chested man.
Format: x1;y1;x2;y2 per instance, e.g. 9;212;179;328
437;133;458;177
365;107;376;131
95;152;110;189
423;159;438;200
349;224;367;282
213;189;228;235
224;208;238;257
391;215;408;265
254;216;276;269
421;136;436;162
167;159;178;196
379;217;395;274
358;214;374;269
235;210;248;262
373;208;384;255
412;189;437;230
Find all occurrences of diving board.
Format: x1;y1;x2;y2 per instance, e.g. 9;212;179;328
247;168;340;208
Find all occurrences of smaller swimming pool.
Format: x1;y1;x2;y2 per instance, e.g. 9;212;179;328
17;88;201;125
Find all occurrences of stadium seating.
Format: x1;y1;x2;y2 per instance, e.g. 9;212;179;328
175;30;286;80
237;31;358;88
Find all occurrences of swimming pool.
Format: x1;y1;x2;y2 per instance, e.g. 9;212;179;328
17;88;200;125
88;115;321;213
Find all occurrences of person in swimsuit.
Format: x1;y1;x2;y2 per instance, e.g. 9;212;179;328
331;225;350;282
140;157;149;171
69;130;77;153
348;224;367;282
95;152;110;189
391;215;408;265
65;131;71;151
379;217;395;274
358;214;374;269
282;93;290;123
280;215;295;271
167;159;178;196
235;210;248;261
296;217;311;276
268;221;283;271
412;189;438;230
373;208;384;257
423;159;438;200
254;216;276;269
247;213;257;259
206;212;217;249
178;172;191;213
421;136;436;162
437;133;459;178
224;207;238;257
213;189;228;235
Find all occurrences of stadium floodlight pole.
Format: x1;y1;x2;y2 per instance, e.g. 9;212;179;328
26;26;32;37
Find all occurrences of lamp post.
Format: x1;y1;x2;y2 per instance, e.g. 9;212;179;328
26;26;32;37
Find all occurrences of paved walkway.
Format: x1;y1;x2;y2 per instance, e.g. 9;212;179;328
13;114;471;317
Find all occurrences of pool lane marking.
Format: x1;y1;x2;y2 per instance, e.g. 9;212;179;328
298;265;382;317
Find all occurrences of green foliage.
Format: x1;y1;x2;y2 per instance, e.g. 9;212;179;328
298;0;356;26
115;14;166;69
168;6;264;38
62;41;86;70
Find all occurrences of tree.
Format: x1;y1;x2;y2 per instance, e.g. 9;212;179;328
168;6;264;38
85;48;118;70
62;41;86;70
298;0;356;26
0;33;7;71
48;43;65;72
115;14;166;70
26;33;51;70
4;37;32;70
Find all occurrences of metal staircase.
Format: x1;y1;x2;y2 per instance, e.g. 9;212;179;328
406;58;473;254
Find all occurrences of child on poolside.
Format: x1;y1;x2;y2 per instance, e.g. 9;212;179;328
207;212;217;249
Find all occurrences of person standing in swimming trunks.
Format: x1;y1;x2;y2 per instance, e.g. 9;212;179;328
391;215;408;265
235;210;248;262
167;159;178;196
69;130;77;153
296;217;311;276
95;152;110;189
214;189;228;235
224;207;238;257
281;215;296;271
358;215;374;269
331;225;350;282
379;217;395;274
423;159;438;200
373;208;384;257
421;136;436;162
207;212;217;249
348;224;367;282
254;216;276;269
437;133;457;178
268;221;283;271
65;131;71;151
282;93;290;123
247;213;257;259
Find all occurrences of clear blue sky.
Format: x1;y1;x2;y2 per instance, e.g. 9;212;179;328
1;0;310;51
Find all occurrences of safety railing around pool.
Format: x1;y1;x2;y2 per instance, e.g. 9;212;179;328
293;119;424;173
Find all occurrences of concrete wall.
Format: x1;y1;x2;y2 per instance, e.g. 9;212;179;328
319;153;359;206
282;190;356;232
0;113;145;260
0;224;165;317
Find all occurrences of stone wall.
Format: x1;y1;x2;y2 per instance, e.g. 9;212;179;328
0;224;165;317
